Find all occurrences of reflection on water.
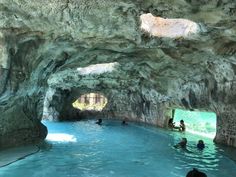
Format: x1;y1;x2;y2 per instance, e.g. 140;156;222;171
0;120;235;177
46;133;77;142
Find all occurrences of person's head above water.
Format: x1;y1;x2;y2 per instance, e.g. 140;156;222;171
168;118;174;124
122;119;128;125
174;137;187;149
198;140;204;144
180;138;187;148
169;118;173;123
179;119;186;131
96;118;102;125
186;168;207;177
181;138;187;144
197;140;205;150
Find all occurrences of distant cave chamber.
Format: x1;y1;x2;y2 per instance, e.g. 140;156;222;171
72;93;108;111
42;90;108;121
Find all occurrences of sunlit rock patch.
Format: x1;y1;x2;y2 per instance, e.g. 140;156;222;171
77;62;119;75
140;13;199;38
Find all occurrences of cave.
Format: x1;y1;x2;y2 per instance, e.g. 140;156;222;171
0;0;236;176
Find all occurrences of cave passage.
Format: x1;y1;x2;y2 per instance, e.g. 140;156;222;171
72;93;108;111
8;120;234;177
173;109;216;139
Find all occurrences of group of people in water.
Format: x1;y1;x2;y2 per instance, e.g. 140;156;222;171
174;137;205;151
169;117;207;176
170;117;207;176
169;118;206;151
168;118;186;131
95;117;207;176
97;117;205;151
95;118;128;126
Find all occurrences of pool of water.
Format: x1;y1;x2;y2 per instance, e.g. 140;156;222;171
0;120;236;177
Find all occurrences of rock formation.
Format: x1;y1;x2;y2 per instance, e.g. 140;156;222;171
0;0;236;147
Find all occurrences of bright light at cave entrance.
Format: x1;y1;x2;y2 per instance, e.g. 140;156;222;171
140;13;199;38
174;109;216;139
72;93;107;111
77;62;119;75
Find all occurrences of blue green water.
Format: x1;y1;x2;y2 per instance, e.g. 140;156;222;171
174;109;216;138
0;120;235;177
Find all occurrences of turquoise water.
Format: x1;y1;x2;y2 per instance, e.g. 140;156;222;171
174;109;216;138
0;120;236;177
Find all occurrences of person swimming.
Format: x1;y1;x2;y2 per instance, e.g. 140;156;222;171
168;118;175;128
197;140;205;150
174;138;187;149
95;118;102;125
122;120;128;125
179;119;186;132
186;168;207;177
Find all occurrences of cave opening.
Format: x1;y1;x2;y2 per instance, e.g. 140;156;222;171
172;108;217;139
140;13;199;38
42;92;108;143
72;93;108;111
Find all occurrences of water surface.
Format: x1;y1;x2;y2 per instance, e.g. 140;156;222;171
0;120;235;177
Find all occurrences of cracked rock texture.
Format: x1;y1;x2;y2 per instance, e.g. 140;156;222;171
0;0;236;148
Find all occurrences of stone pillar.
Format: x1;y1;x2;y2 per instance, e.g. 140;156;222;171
42;88;59;120
0;67;9;94
0;32;10;95
214;107;236;147
154;103;171;127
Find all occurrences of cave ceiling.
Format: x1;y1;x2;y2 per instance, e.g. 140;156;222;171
0;0;236;110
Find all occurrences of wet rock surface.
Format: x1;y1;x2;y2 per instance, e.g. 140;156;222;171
0;0;236;147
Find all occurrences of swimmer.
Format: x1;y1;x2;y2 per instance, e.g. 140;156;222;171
174;138;187;149
95;118;102;125
179;119;186;132
186;168;207;177
197;140;205;150
122;120;128;125
168;118;175;128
